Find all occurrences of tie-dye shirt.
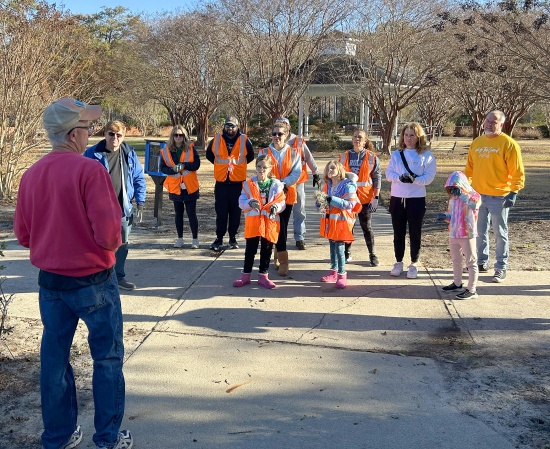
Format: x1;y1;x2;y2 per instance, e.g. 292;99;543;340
442;171;481;239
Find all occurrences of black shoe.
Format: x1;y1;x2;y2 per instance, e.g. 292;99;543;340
492;269;507;283
296;240;306;250
228;238;239;249
455;289;479;300
478;262;489;273
442;282;463;291
118;278;136;290
210;238;223;251
369;254;379;266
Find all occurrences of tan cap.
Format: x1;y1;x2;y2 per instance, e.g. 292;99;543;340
225;116;239;126
43;98;102;134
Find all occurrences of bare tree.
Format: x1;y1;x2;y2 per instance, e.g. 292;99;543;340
415;85;458;139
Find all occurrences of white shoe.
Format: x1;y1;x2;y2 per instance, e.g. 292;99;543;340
390;261;403;277
407;264;418;279
191;239;199;249
174;238;184;248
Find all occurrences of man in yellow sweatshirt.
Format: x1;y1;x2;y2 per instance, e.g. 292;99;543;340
464;110;525;283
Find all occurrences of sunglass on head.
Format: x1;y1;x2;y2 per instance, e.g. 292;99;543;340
174;133;185;137
107;131;123;138
224;124;236;129
272;132;285;137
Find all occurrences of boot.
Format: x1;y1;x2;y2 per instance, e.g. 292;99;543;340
233;272;251;287
320;269;338;283
273;247;280;269
277;250;289;276
336;273;347;289
258;273;276;289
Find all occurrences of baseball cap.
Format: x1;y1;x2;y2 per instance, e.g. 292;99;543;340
43;98;102;134
224;116;239;127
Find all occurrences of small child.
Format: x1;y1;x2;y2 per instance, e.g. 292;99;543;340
437;171;481;299
317;161;361;288
233;155;286;289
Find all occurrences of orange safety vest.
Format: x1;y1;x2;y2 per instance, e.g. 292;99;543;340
212;134;248;182
339;150;377;204
258;146;298;204
319;182;361;243
160;143;200;195
241;179;285;243
291;137;309;184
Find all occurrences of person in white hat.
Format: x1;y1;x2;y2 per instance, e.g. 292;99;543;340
14;98;133;449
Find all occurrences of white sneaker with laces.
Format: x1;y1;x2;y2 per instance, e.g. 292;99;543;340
407;264;418;279
97;430;133;449
174;238;184;248
191;239;199;249
390;261;403;277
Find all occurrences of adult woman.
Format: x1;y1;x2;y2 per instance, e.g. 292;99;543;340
385;122;436;279
160;126;201;248
339;128;381;266
258;123;301;276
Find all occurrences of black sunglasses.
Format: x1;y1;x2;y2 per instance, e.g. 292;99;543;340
272;132;285;137
107;131;123;138
224;124;237;129
173;133;185;137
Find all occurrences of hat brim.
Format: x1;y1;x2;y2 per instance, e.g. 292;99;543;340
80;104;102;121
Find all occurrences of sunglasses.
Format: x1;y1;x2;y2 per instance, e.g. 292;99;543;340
107;131;123;138
224;124;237;129
173;133;185;137
272;132;285;137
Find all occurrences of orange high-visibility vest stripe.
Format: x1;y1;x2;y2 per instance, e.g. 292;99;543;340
258;146;297;204
319;183;361;242
241;179;284;243
160;143;200;194
212;134;248;182
339;150;377;204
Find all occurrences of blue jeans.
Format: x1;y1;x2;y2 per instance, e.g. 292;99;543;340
115;216;132;280
292;182;307;241
329;240;346;274
477;194;510;270
39;272;125;449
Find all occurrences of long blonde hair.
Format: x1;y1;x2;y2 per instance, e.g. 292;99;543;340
397;122;428;153
168;125;189;150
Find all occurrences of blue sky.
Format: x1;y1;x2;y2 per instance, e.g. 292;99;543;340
48;0;198;16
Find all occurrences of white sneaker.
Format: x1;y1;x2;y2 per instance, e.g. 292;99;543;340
191;239;199;249
407;264;418;279
390;262;403;277
174;238;184;248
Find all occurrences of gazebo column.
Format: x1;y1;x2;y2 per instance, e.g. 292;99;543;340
298;96;304;137
304;98;310;138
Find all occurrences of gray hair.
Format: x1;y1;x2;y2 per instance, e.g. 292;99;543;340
47;130;72;147
487;110;505;122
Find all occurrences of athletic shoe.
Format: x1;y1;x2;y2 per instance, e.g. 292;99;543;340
118;278;136;290
455;289;479;300
390;261;403;277
492;269;507;283
61;425;82;449
97;430;133;449
210;239;223;251
295;240;306;250
478;262;489;273
369;254;379;267
228;239;239;249
173;238;184;248
345;250;352;262
406;264;418;279
442;282;463;291
191;239;199;249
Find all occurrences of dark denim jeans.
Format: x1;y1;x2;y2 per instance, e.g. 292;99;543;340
39;271;125;449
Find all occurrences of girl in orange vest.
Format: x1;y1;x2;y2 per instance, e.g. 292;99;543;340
159;126;201;248
233;155;286;289
318;161;361;288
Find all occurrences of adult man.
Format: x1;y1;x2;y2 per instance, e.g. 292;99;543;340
275;117;321;250
464;110;525;283
205;116;255;250
84;121;146;290
14;98;133;449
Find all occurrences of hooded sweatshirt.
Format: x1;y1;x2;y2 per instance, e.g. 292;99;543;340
443;171;481;239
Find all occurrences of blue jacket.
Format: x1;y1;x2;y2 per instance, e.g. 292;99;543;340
84;141;146;217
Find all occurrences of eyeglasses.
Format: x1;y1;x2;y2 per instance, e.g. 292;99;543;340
174;133;185;137
107;131;123;138
256;166;269;171
68;126;93;136
272;132;285;137
224;124;237;129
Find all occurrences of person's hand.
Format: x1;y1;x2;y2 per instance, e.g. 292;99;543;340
283;184;289;194
172;163;184;173
399;173;413;183
136;204;143;223
450;187;461;196
368;197;378;212
326;196;332;204
312;174;321;188
436;213;447;222
269;205;277;219
502;191;517;208
248;199;260;210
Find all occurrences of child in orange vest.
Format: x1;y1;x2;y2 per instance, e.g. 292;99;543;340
233;155;286;289
316;161;361;288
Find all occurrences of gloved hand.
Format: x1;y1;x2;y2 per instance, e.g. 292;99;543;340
399;173;414;183
283;184;289;194
136;204;143;223
436;213;447;222
312;174;321;188
502;191;517;208
269;205;277;219
248;199;260;210
172;163;185;173
368;197;378;212
450;187;461;196
326;196;332;204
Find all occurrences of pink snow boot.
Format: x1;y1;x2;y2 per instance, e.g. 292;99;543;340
258;273;276;289
320;269;338;283
336;273;347;289
233;272;251;287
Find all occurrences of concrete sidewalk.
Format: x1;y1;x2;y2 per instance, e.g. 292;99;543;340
3;182;549;449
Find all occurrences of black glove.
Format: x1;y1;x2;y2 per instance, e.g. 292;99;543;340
450;187;461;196
312;174;321;188
283;184;289;194
248;199;260;210
172;163;185;173
399;173;413;183
326;196;332;204
502;192;517;208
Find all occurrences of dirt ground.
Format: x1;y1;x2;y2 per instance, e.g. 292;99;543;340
0;140;549;448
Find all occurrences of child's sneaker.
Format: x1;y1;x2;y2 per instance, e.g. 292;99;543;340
455;289;478;300
191;239;200;249
390;261;403;277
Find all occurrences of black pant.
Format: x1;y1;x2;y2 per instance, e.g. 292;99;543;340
173;200;198;239
275;204;293;251
214;182;243;240
389;196;426;263
243;236;273;274
345;204;375;256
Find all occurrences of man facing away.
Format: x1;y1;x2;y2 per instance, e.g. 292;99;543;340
464;110;525;283
14;98;133;449
205;116;255;251
84;121;146;290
